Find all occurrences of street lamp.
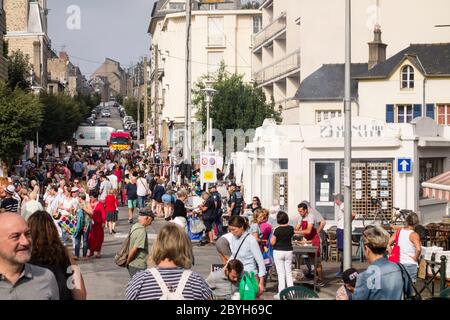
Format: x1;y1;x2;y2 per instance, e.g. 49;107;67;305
201;87;216;151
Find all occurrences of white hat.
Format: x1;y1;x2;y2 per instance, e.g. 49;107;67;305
5;185;15;195
71;187;80;193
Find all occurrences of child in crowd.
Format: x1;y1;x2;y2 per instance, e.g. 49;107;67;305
105;189;119;235
336;268;359;300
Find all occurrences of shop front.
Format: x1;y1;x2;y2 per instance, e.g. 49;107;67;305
241;117;450;226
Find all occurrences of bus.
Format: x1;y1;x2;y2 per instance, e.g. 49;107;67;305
110;131;132;152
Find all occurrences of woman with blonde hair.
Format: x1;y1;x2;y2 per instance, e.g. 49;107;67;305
125;224;212;300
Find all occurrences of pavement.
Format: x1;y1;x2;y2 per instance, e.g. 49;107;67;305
75;205;370;300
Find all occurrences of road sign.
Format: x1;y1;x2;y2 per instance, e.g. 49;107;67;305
397;158;412;174
200;152;217;185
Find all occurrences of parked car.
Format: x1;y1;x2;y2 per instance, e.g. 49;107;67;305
86;117;95;126
124;120;136;131
101;109;111;117
123;116;133;125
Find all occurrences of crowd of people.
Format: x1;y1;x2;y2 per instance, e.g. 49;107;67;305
0;147;424;301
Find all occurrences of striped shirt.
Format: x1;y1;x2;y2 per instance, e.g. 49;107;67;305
125;267;212;300
0;198;19;213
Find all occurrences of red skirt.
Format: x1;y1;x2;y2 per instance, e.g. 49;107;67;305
88;223;104;253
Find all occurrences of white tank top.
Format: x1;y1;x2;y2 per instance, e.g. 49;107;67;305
398;229;418;265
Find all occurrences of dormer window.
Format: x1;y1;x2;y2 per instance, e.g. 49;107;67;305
401;65;414;89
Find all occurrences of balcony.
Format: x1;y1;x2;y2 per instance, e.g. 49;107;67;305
275;97;299;111
252;12;286;50
253;50;300;84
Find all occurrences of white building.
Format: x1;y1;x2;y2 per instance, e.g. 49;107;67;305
239;42;450;226
252;0;450;124
148;0;262;155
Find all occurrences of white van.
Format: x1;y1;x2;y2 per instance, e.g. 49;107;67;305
74;126;115;147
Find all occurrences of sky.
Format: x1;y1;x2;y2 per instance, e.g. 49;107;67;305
48;0;156;78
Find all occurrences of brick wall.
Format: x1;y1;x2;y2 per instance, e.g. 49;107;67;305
4;0;28;32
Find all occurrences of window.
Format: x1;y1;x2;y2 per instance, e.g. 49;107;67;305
208;17;225;47
315;110;342;124
207;52;223;73
437;104;450;125
401;65;414;89
419;158;444;198
169;2;185;10
253;16;262;34
397;105;413;123
209;4;218;10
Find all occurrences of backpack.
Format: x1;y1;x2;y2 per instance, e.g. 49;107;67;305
239;271;259;300
149;268;192;300
114;228;135;267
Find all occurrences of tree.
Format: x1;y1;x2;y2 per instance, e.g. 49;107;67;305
193;63;282;156
39;93;83;146
7;50;32;92
124;97;144;124
0;82;43;165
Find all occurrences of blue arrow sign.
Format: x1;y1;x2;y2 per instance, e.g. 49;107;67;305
397;158;412;173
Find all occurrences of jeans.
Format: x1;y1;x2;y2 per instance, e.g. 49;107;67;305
273;250;294;293
137;196;147;209
214;213;223;237
128;266;146;277
74;231;89;258
403;263;418;283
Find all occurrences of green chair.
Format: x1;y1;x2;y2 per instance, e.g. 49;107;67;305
279;285;319;300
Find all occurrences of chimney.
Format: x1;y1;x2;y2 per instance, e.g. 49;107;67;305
368;26;387;70
59;51;69;61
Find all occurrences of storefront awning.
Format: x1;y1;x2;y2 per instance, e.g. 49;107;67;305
422;171;450;201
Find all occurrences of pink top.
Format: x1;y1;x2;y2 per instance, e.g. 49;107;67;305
260;222;272;242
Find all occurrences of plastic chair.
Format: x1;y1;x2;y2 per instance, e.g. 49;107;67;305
279;285;319;300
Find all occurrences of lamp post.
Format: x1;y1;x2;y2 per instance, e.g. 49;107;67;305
201;87;216;151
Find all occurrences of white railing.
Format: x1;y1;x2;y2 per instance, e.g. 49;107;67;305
253;50;300;84
253;12;286;49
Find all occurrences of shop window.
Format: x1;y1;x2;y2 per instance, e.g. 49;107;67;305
419;158;444;198
315;110;342;124
401;65;414;89
313;162;338;220
437;104;450;125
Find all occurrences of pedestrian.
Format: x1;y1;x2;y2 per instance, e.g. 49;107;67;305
162;187;176;221
353;225;406;300
21;192;43;221
126;208;155;277
72;158;84;180
387;213;421;282
249;210;263;243
137;171;151;209
99;174;112;204
209;185;223;239
336;268;359;300
246;196;262;213
228;216;266;296
227;183;243;216
107;170;119;194
153;179;165;217
87;173;98;194
171;190;188;228
334;194;356;276
0;185;19;213
105;189;119;235
125;224;212;300
125;176;138;224
0;213;59;300
206;259;244;300
87;191;105;258
74;193;92;260
215;232;234;265
199;191;216;245
270;211;295;299
256;209;272;247
28;210;87;300
295;203;325;287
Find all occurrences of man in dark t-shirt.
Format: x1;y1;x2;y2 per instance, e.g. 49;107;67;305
126;176;138;224
200;192;216;246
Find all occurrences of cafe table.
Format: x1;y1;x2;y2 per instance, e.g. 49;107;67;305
292;242;319;292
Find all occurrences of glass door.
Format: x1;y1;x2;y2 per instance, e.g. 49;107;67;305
312;161;340;220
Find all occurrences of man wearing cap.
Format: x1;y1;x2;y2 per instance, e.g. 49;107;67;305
0;185;19;213
126;208;155;277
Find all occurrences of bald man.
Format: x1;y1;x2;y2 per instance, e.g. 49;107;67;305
0;213;59;300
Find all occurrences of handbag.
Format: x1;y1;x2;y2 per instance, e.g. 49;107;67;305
190;216;206;234
388;229;401;263
57;211;77;236
239;272;259;300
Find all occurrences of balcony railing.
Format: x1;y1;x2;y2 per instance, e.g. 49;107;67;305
252;12;286;49
253;50;300;84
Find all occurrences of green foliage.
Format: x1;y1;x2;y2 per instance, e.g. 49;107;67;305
115;94;124;105
39;92;83;145
193;63;282;136
7;50;32;92
0;82;43;164
124;97;144;124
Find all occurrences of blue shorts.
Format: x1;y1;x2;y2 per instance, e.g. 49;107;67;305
162;194;175;204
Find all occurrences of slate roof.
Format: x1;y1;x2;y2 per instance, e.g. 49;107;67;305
295;63;368;101
356;43;450;79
